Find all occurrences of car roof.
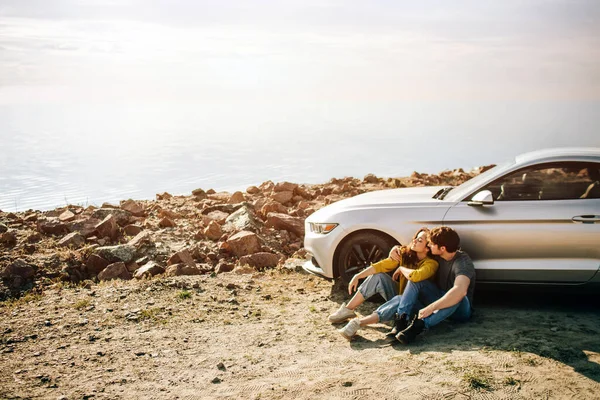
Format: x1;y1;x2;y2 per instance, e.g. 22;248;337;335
515;147;600;164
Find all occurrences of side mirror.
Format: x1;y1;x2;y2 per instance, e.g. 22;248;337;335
468;190;494;206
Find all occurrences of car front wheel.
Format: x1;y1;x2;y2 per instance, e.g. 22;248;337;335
335;232;397;284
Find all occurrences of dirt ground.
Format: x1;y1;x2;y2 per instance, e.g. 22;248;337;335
1;268;600;400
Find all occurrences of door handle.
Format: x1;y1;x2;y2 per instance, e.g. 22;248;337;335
572;215;600;223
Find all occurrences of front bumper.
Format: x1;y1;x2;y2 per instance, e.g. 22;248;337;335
302;258;329;278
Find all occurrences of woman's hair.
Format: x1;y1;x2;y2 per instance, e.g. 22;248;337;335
399;227;431;267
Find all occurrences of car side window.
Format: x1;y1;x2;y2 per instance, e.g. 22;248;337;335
473;162;600;201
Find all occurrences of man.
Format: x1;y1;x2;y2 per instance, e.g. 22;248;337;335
390;226;475;344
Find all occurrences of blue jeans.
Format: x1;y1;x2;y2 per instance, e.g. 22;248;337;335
358;273;400;322
395;280;472;329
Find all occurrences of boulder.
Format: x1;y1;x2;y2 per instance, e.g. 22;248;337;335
294;185;312;200
228;191;245;204
91;208;131;226
271;191;294;205
57;232;85;248
167;249;195;267
85;254;110;275
120;199;145;217
203;221;223;241
246;186;259;194
266;213;305;237
224;205;262;232
98;262;131;281
238;252;281;270
1;259;36;279
208;192;231;202
23;214;38;223
95;214;118;241
165;263;201;276
226;231;261;257
58;210;76;222
94;244;136;263
0;223;7;233
134;261;165;279
37;218;68;235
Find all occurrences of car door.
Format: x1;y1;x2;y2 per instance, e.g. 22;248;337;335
442;161;600;284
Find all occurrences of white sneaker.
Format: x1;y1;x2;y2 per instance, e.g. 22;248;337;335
328;302;357;323
338;318;361;341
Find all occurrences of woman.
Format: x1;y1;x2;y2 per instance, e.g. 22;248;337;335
329;227;438;340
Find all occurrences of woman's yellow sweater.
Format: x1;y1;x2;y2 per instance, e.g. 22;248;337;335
371;256;438;294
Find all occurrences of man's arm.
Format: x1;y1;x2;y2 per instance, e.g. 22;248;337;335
418;275;470;319
348;266;376;294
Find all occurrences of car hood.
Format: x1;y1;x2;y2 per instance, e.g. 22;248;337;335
308;186;448;221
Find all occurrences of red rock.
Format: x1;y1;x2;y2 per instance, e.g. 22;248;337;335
57;232;85;248
1;259;35;279
134;261;165;279
120;199;145;217
266;213;305;237
297;201;310;210
294;185;312;199
238;252;281;269
85;254;110;275
203;221;222;241
208;192;231;202
363;174;379;183
215;262;234;274
274;182;297;192
167;249;195;267
59;210;76;222
259;181;274;192
260;201;287;217
271;191;294;205
228;191;245;204
246;186;259;194
98;262;131;281
95;214;118;241
165;263;201;276
67;218;102;238
0;230;17;246
125;261;140;273
159;209;180;219
37;218;68;235
124;224;143;236
156;192;172;200
192;188;207;199
206;210;229;224
159;217;176;228
23;213;38;223
127;231;152;248
226;231;261;257
206;189;216;195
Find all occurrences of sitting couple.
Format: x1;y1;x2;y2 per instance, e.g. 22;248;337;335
329;226;475;343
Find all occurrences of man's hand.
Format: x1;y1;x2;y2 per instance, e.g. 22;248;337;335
418;304;436;319
348;275;360;295
392;267;402;281
389;246;402;262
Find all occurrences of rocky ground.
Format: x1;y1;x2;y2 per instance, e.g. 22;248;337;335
2;166;600;399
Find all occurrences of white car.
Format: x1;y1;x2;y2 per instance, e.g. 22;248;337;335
303;148;600;288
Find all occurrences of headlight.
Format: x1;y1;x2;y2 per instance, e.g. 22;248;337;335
309;223;338;234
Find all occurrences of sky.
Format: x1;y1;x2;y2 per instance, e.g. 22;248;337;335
1;0;600;106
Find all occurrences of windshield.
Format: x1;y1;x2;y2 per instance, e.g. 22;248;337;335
444;160;515;201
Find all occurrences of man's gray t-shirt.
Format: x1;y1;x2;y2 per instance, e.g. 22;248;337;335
435;250;476;304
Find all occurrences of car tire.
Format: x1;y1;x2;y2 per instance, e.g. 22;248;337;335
335;232;397;284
